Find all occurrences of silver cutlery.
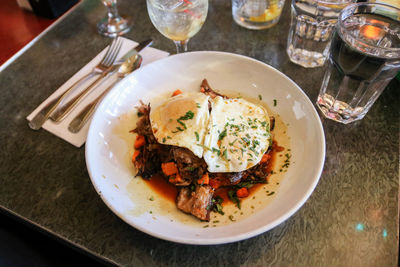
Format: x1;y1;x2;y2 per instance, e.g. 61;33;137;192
28;37;123;130
50;39;152;123
68;52;144;133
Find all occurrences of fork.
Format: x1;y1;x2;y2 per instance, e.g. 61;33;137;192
49;38;123;122
28;37;123;130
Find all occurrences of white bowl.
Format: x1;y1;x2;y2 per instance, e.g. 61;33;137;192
85;51;325;245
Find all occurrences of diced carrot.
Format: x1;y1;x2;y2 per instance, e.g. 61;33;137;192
161;162;178;176
236;187;249;198
197;173;209;185
209;178;221;189
169;172;184;183
134;135;146;149
131;150;140;163
200;87;205;93
175;173;183;182
172;89;182;97
261;153;271;163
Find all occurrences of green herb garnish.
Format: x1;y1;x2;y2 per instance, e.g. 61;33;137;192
212;147;221;155
228;190;241;209
212;196;224;215
174;110;194;132
218;129;227;141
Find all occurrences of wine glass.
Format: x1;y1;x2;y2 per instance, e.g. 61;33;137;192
147;0;208;53
97;0;132;37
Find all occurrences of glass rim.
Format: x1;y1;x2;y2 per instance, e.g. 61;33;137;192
338;2;400;53
316;0;355;4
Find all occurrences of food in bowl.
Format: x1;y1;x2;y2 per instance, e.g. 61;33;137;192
131;79;283;221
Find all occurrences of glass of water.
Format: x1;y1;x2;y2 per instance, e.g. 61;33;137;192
232;0;286;30
147;0;208;53
97;0;132;37
287;0;355;68
316;2;400;124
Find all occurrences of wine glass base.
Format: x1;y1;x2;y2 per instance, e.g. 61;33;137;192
97;16;132;37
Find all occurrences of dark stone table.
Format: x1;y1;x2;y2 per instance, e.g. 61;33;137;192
0;0;398;266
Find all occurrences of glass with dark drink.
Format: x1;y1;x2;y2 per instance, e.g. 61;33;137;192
317;2;400;124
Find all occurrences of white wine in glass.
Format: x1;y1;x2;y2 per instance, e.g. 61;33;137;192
147;0;208;53
97;0;132;37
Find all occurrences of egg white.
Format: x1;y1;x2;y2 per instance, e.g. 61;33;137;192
203;96;271;172
149;92;210;158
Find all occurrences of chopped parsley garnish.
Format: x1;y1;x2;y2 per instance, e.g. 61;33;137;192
177;120;187;129
186;166;195;172
212;147;221;155
195;131;199;141
196;103;201;108
241;137;250;145
162;137;166;143
258;94;262;100
190;184;196;191
228;190;241;209
249;147;259;156
229;139;237;146
218;129;227;141
196;144;211;151
174;110;194;132
222;149;228;159
273;99;277;106
212;197;224;215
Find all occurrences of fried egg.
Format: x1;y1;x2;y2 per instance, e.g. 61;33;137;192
150;92;210;158
203;96;271;172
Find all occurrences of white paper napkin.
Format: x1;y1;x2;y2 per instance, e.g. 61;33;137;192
27;37;169;147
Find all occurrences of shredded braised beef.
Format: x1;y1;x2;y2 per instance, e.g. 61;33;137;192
200;79;227;99
131;79;275;221
176;185;214;221
171;147;208;186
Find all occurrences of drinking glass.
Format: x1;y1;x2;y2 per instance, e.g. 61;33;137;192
287;0;355;68
316;2;400;124
147;0;208;53
97;0;132;37
232;0;286;30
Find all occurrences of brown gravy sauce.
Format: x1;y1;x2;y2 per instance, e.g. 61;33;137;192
143;141;284;206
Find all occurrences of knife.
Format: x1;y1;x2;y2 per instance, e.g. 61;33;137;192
49;39;152;123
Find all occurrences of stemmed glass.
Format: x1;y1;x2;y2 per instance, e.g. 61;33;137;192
147;0;208;53
97;0;132;37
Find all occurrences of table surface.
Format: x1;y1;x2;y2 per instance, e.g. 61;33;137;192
0;0;398;266
0;0;56;65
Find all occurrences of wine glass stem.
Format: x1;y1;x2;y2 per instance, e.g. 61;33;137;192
174;40;189;53
104;1;120;20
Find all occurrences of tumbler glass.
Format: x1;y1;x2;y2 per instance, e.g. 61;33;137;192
287;0;355;68
316;2;400;124
232;0;286;30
